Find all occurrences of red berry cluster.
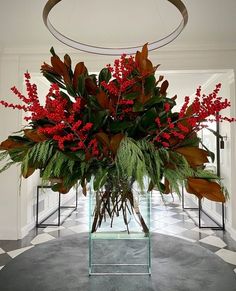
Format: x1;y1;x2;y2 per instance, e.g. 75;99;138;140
154;83;234;148
0;73;97;154
101;54;137;96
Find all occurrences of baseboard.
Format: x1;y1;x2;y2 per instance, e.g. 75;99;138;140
19;221;36;239
0;228;18;240
226;225;236;241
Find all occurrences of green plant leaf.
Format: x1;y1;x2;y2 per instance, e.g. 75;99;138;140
144;74;156;94
140;108;157;128
98;68;111;85
123;92;139;100
110;121;133;133
93;168;108;191
133;101;143;112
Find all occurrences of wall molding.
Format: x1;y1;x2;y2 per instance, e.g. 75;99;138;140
1;42;236;56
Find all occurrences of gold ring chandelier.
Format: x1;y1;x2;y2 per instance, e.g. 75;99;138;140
43;0;188;55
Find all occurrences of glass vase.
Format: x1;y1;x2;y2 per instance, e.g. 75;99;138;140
88;179;151;275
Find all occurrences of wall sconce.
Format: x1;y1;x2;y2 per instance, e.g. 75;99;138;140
220;135;227;149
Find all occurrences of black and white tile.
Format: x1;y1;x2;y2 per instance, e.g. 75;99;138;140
0;192;236;276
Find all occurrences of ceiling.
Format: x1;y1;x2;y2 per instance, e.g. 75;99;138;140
1;0;232;105
0;0;236;51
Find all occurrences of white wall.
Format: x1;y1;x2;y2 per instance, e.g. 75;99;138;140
0;46;236;239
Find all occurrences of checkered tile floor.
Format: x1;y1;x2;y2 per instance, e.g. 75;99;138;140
0;192;236;275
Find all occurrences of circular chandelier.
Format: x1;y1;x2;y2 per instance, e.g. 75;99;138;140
43;0;188;56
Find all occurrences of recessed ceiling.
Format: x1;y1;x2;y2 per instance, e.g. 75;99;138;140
0;0;236;51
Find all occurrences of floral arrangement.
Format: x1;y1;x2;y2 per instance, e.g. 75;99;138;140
0;44;233;233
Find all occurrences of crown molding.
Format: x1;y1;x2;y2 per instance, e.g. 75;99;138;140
1;42;236;56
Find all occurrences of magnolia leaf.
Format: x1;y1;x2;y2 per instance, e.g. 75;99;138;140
0;138;26;150
135;46;154;76
140;108;157;127
73;62;87;90
96;132;110;147
51;55;71;85
59;91;71;103
144;74;156;94
200;141;215;163
144;95;162;108
77;75;85;95
64;54;71;69
140;93;151;104
50;47;56;56
41;71;65;89
185;104;194;116
24;129;47;142
123;92;139;100
22;167;35;178
85;77;98;95
133;101;143;112
90;110;107;131
82;183;87;196
98;68;111;85
156;75;164;85
163;178;171;194
160;80;169;95
96;90;109;109
186;182;203;199
175;146;209;167
141;43;148;59
51;182;70;194
109;121;133;132
110;133;125;154
187;178;225;202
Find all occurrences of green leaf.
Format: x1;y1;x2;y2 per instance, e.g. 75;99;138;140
77;75;85;95
63;150;85;161
0;161;16;174
200;141;215;163
90;110;108;131
98;68;111;85
8;148;27;162
140;108;157;128
110;121;133;133
123;92;139;100
144;95;162;108
50;47;56;56
144;75;156;94
59;91;72;103
93;168;108;191
66;83;76;97
42;72;66;89
133;101;143;112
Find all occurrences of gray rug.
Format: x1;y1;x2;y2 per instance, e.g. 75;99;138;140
0;233;235;291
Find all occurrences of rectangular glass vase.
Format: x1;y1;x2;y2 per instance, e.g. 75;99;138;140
88;182;151;275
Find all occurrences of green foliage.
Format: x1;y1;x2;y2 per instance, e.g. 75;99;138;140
98;68;111;85
137;140;162;189
162;151;193;196
0;160;16;174
29;141;53;166
116;137;147;188
42;150;75;180
0;150;8;162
